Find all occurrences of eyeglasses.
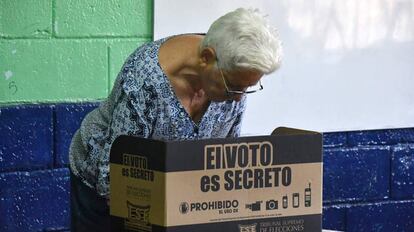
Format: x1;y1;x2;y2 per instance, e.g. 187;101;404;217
218;67;264;95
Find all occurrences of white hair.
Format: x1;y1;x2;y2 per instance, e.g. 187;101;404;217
201;8;282;74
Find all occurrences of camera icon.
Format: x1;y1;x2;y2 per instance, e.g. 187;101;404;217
266;200;278;210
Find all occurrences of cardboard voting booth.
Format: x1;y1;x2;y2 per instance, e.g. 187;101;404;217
110;127;322;232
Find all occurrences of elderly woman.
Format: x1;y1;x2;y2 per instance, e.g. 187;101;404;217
69;8;282;231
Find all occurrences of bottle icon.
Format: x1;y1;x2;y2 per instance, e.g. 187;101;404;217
305;183;311;207
293;193;300;208
282;195;288;209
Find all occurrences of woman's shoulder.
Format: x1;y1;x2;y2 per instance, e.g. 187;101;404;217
119;39;166;80
124;39;164;69
118;44;170;96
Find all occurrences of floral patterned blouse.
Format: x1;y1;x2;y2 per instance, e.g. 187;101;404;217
69;36;246;198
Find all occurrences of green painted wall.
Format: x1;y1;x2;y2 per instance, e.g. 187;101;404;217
0;0;153;104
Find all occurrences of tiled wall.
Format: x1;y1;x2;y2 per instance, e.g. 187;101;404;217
1;103;413;231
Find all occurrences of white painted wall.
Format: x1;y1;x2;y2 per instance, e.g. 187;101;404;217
155;0;414;134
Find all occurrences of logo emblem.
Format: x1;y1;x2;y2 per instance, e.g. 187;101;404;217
238;223;257;232
179;202;189;214
124;201;151;231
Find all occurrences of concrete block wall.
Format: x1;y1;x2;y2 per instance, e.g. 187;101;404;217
1;0;152;104
323;129;414;231
1;1;414;231
0;103;98;231
1;105;413;231
1;1;152;231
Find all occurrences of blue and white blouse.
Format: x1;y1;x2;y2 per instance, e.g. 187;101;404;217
69;36;246;197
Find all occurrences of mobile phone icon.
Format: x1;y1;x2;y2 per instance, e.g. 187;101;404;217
293;193;299;208
305;183;311;207
282;195;288;209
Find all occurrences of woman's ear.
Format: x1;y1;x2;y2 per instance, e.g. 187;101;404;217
200;47;216;67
